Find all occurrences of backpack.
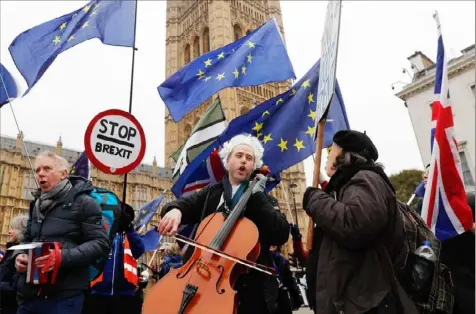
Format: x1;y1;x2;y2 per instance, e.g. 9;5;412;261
395;200;454;314
88;187;122;281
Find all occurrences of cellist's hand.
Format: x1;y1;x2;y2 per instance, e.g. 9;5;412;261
158;209;182;236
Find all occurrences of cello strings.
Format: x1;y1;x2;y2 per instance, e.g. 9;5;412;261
174;236;273;275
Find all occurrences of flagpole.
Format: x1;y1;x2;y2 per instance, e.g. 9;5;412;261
0;73;38;189
121;0;139;208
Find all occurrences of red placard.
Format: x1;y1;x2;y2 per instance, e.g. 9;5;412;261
84;109;146;175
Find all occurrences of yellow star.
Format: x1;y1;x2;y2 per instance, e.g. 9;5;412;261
247;53;253;63
252;121;263;132
293;138;306;152
197;69;205;79
83;4;91;13
67;35;75;42
141;209;147;214
233;68;239;79
82;21;89;29
204;59;212;67
308;93;314;104
204;76;212;82
263;133;273;144
52;35;61;45
91;10;98;16
275;98;284;105
241;65;247;75
256;132;263;139
59;22;67;30
216;73;226;81
290;88;297;96
262;110;270;117
301;80;311;89
246;41;255;48
308;109;317;121
305;126;316;137
93;3;100;9
278;138;288;152
217;52;225;59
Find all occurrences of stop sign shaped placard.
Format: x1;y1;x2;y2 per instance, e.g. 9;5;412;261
84;109;146;175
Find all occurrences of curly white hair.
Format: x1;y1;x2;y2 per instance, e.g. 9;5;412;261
219;133;264;170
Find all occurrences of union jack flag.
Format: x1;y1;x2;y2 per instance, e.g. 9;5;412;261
420;12;473;241
181;148;225;197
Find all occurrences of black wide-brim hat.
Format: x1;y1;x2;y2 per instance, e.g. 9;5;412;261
333;130;379;161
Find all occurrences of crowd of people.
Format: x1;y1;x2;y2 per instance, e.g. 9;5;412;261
0;130;474;314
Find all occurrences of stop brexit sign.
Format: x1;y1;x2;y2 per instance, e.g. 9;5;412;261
84;109;146;175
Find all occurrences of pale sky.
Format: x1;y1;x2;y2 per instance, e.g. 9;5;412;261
0;1;475;185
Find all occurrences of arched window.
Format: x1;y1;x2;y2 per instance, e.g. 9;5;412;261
193;36;200;59
184;44;191;64
240;106;250;115
202;28;210;53
234;24;243;41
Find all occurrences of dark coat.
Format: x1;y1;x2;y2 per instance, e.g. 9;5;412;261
161;180;290;314
0;243;19;314
15;176;110;301
304;170;408;314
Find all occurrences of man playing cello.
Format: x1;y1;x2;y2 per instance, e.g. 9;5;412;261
156;133;290;314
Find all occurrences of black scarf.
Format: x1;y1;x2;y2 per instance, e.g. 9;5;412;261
326;162;395;197
221;174;249;211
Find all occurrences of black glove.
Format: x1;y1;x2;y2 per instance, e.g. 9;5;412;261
119;203;135;232
302;187;319;211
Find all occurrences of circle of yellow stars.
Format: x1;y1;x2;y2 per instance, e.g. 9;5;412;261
52;3;100;46
249;77;318;154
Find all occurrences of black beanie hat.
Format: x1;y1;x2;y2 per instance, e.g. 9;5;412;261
333;130;379;161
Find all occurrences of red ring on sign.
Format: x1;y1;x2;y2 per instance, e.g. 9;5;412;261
84;109;146;175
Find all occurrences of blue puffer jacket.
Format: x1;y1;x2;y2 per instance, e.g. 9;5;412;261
91;227;145;296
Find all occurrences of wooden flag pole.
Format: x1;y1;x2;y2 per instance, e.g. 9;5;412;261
306;118;327;251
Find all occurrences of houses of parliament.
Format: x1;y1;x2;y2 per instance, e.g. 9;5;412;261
0;0;309;263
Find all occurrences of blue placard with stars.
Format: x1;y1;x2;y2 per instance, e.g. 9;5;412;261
158;18;296;122
173;59;350;193
9;0;136;95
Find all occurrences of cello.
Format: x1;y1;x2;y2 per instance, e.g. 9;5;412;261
143;167;275;314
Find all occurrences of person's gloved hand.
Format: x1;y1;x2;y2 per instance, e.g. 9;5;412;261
303;186;320;212
252;174;267;194
119;203;135;232
289;224;301;240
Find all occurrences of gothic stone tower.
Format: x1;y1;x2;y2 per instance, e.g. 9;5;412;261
164;0;310;249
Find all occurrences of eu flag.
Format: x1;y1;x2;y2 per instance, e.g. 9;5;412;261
9;0;136;95
134;193;164;230
172;59;349;194
159;18;296;122
70;151;90;179
0;63;18;107
142;227;162;252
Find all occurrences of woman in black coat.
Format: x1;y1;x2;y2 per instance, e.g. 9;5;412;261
0;214;29;314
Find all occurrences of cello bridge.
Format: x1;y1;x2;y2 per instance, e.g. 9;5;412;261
196;260;211;278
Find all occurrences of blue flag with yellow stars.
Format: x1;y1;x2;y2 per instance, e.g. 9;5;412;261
134;193;164;230
0;63;18;107
158;18;296;122
9;0;136;95
70;151;90;179
173;59;349;192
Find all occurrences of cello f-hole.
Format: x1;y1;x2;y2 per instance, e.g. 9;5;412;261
176;258;200;279
215;265;226;294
